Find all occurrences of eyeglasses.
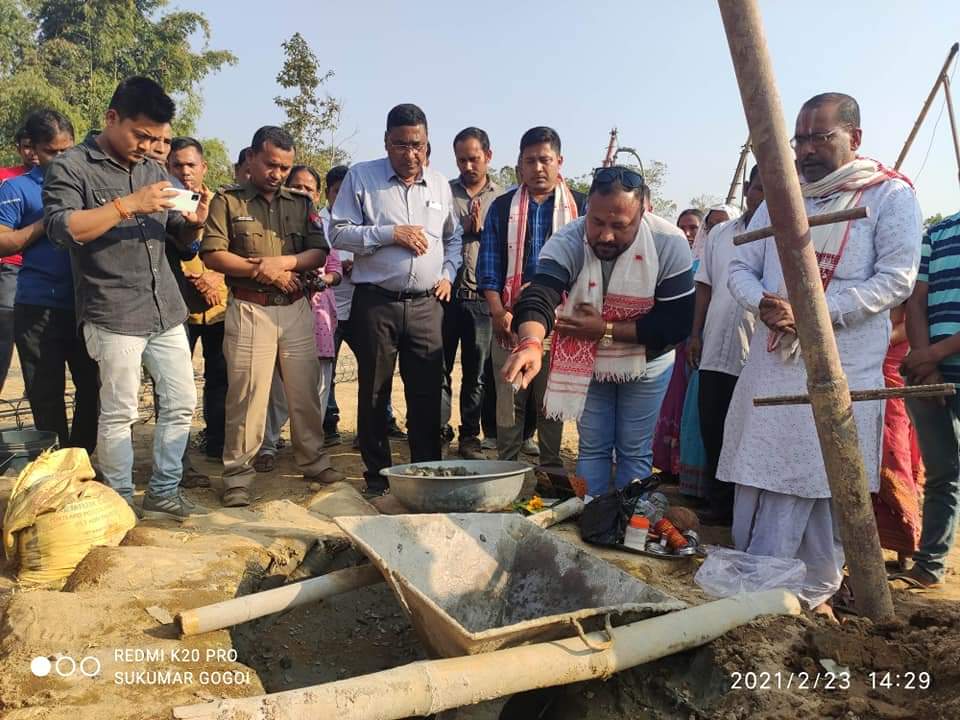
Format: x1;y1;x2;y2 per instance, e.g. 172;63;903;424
388;140;427;154
592;166;645;189
789;126;850;149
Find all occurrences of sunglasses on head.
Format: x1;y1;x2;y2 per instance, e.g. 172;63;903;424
592;166;645;189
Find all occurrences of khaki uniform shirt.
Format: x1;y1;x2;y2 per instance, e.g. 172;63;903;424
200;182;328;292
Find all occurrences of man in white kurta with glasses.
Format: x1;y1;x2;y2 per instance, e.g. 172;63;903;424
717;92;922;619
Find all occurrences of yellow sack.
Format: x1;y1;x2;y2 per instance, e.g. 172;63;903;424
2;448;136;585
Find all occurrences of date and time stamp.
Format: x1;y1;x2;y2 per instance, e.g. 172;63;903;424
730;670;932;692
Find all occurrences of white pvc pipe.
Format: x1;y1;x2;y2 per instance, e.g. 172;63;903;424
172;589;801;719
527;497;585;529
176;564;383;636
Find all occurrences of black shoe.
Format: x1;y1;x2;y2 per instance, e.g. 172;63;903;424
387;424;408;440
441;425;455;445
362;482;389;498
351;435;360;449
324;430;342;448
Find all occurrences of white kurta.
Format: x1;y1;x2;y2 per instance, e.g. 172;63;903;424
695;217;756;377
717;178;922;499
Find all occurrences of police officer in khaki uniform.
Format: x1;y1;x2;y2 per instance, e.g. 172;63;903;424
201;125;343;507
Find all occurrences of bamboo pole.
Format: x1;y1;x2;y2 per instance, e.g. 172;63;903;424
717;0;896;622
172;589;802;720
602;128;618;167
894;42;959;171
755;383;956;407
734;207;869;246
942;75;960;191
725;135;752;206
176;564;383;637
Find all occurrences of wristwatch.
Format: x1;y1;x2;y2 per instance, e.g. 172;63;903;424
599;321;615;348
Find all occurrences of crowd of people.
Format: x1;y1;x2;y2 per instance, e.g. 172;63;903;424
1;75;959;616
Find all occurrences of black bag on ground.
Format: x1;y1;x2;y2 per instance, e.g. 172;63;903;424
578;476;659;547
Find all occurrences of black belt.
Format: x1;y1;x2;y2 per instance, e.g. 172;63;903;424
356;283;433;301
454;288;481;301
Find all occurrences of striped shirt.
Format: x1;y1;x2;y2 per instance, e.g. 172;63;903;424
920;210;960;382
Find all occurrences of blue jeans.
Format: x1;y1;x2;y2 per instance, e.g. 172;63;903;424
576;352;674;497
83;323;196;500
907;393;960;581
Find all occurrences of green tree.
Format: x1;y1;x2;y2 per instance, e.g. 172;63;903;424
0;0;235;165
689;193;724;213
274;32;346;178
490;165;517;189
199;137;233;191
924;212;944;228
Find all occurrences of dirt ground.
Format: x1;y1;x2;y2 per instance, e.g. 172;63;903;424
0;347;959;719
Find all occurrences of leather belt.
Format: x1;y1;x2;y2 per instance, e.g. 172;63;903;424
355;283;433;301
454;288;481;301
232;286;304;306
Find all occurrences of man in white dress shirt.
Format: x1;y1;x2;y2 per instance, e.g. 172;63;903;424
717;93;922;619
687;165;762;525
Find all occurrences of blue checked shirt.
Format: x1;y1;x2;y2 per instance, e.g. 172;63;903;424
477;188;587;293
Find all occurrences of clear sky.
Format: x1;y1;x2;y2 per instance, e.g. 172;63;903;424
190;0;960;219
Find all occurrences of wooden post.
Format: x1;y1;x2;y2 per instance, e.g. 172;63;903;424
942;75;960;191
717;0;896;622
725;135;752;206
894;42;959;171
734;207;870;246
602;128;618;167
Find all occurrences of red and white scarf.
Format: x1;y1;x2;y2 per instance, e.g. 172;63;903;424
543;218;659;422
501;180;579;310
769;157;910;359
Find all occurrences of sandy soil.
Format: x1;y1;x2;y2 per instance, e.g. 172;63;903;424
0;347;958;719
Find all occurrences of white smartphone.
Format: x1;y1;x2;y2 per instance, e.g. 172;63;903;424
167;188;201;214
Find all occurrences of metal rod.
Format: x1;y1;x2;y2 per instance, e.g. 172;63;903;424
725;135;752;206
733;206;870;246
755;383;956;407
894;42;959;170
943;75;960;192
718;0;896;622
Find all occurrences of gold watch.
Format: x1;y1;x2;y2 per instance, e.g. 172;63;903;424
599;321;615;348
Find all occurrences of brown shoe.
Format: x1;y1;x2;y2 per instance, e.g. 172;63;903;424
221;486;250;508
458;436;485;460
180;467;211;489
307;467;345;485
889;565;944;590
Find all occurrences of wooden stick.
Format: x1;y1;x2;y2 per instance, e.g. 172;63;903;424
173;589;801;719
943;75;960;192
718;0;896;622
895;42;959;170
602;127;618;167
733;206;869;246
755;383;956;407
725;135;752;206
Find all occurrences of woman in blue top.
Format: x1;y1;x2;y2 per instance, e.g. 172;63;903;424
0;109;99;454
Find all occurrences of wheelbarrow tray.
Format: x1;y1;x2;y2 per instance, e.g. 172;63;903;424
335;513;686;657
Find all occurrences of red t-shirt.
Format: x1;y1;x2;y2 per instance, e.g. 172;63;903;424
0;164;28;265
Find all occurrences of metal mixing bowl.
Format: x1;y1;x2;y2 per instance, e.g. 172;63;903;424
380;460;531;512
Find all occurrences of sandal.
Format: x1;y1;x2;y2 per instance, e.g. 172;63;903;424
889;565;944;590
221;487;250;508
254;453;276;473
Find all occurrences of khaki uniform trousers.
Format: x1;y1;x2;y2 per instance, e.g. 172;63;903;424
222;296;330;490
490;339;563;468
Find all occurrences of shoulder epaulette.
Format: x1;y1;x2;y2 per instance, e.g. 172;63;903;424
217;183;243;194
